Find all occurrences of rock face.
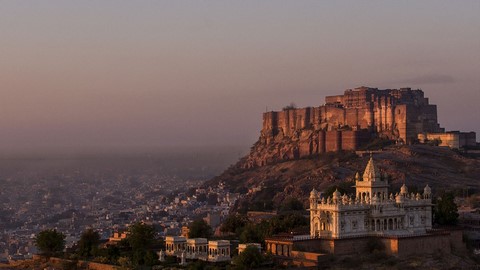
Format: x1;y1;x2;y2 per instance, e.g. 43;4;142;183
207;145;480;211
243;87;444;169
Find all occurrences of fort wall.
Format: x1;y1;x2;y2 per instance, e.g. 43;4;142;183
261;87;444;145
418;131;477;149
246;86;475;169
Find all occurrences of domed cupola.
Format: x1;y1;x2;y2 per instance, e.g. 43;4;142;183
400;184;408;197
333;189;341;203
310;188;319;199
423;184;431;199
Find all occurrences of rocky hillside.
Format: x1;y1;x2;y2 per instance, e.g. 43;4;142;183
206;145;480;211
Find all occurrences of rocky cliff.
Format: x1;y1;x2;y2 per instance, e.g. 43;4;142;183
207;145;480;211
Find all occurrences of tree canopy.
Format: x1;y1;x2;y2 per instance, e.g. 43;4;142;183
280;197;305;212
434;192;459;225
220;214;248;236
188;219;213;238
35;229;66;256
232;245;264;269
77;228;101;259
126;222;158;267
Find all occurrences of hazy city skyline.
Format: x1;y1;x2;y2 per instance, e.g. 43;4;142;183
1;1;479;155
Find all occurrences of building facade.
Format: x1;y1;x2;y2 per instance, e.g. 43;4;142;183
310;156;432;238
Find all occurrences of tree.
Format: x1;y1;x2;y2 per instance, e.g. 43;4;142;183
127;222;156;251
220;214;247;236
188;219;213;238
280;197;305;212
282;102;297;110
35;229;66;257
434;192;459;225
77;228;101;259
126;222;158;266
239;224;263;244
232;245;264;269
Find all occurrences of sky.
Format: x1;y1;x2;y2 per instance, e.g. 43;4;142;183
0;1;479;155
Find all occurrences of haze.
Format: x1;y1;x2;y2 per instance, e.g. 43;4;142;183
1;1;479;156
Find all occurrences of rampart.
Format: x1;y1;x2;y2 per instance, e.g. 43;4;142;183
243;87;447;168
262;87;444;144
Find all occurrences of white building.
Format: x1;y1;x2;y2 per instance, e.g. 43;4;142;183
310;156;432;238
165;236;186;256
164;236;232;263
207;240;231;262
186;238;208;260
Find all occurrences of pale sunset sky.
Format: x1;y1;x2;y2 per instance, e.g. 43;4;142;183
0;1;479;155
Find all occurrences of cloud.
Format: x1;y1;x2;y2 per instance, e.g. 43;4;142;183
393;74;456;85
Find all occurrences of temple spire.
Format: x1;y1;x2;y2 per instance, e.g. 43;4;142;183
363;155;380;181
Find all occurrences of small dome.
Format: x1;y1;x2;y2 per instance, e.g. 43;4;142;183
310;188;318;198
333;189;341;199
400;184;408;194
424;184;431;195
355;172;360;181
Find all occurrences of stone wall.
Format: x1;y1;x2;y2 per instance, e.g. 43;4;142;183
289;230;464;257
247;87;445;168
262;87;443;144
418;131;477;149
32;255;118;270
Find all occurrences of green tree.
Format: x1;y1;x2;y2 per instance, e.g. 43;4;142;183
434;192;459;225
127;223;156;251
282;102;297;110
232;245;264;269
77;228;101;259
126;222;158;267
239;224;263;244
188;219;213;238
280;197;305;212
265;213;308;236
220;214;247;236
34;229;66;257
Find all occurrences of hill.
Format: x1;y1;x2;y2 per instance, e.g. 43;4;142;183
206;145;480;212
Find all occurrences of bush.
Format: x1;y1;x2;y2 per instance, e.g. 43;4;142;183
34;229;66;257
366;238;385;253
232;246;264;269
188;219;213;238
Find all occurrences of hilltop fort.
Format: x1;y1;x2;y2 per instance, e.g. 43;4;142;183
244;86;475;168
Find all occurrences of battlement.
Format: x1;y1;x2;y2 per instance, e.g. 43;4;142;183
262;87;443;144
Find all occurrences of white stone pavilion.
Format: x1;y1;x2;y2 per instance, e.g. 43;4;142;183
310;156;433;238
